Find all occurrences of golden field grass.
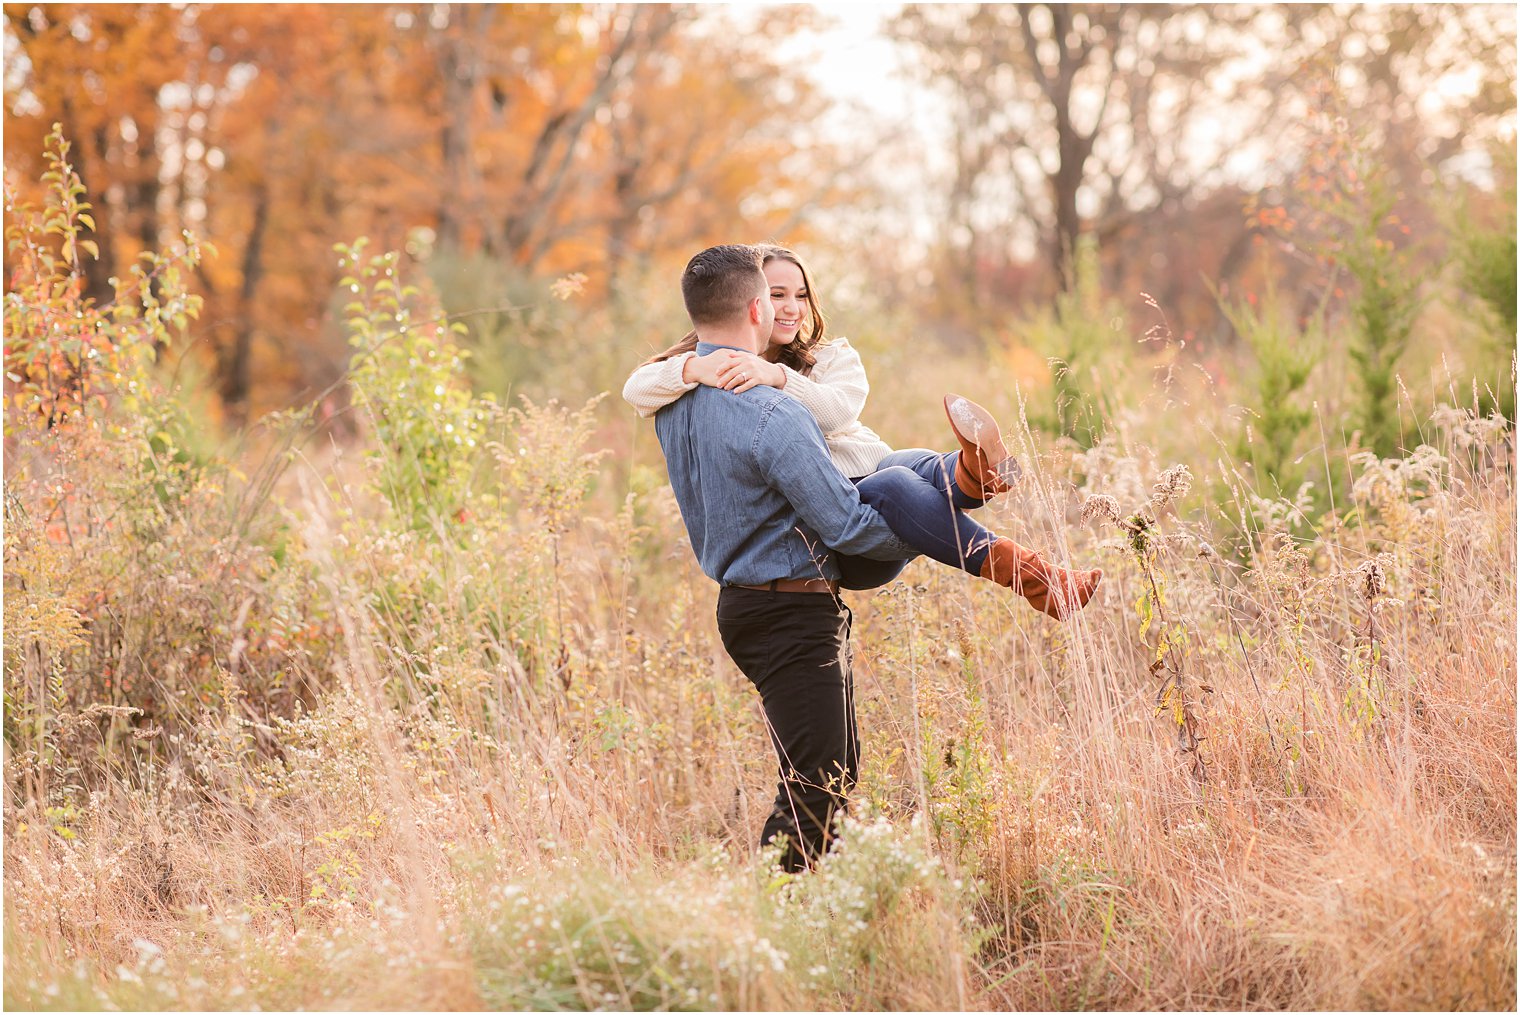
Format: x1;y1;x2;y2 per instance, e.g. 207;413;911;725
3;323;1515;1011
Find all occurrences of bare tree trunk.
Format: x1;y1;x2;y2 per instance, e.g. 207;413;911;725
219;184;269;419
499;5;679;264
434;5;494;252
130;118;171;359
1020;3;1103;297
604;117;640;297
1050;153;1085;293
72;112;118;308
132;121;161;254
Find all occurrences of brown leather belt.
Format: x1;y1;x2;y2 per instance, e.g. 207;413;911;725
732;578;840;594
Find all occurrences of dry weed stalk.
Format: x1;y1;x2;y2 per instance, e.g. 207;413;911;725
1085;464;1207;782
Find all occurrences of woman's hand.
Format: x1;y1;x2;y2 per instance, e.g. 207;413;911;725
683;349;785;392
714;351;786;393
682;351;730;387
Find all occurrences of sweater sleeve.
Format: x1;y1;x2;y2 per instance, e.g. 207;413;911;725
621;353;698;418
777;339;869;436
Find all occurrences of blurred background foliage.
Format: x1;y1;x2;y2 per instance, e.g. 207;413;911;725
3;2;1514;440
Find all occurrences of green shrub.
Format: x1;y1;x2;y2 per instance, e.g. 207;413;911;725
1453;141;1517;422
1025;237;1125;446
1220;282;1321;499
1343;169;1422;458
339;238;493;535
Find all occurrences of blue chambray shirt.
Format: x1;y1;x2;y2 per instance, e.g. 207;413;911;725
654;342;916;586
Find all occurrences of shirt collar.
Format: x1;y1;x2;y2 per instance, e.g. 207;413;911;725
695;340;754;355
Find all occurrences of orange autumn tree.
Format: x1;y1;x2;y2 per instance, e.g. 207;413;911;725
4;3;839;419
3;4;189;308
3;3;363;416
358;5;834;279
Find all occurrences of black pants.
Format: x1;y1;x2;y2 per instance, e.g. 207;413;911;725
716;586;856;872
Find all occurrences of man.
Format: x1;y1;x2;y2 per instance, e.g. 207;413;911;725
653;243;915;872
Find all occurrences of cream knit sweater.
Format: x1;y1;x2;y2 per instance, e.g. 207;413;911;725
622;338;894;479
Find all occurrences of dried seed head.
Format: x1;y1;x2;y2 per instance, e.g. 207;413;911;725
952;618;974;660
1081;494;1121;525
1353;555;1393;599
550;272;588;301
1151;465;1193;508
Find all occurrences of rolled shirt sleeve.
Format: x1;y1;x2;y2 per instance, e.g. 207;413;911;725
752;397;914;562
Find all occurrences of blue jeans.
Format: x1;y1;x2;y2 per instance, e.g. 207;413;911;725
838;449;998;590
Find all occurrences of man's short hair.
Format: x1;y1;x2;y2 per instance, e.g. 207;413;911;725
681;244;766;326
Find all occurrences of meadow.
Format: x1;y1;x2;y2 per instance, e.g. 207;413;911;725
4;136;1516;1011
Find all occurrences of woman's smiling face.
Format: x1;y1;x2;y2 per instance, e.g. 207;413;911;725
764;258;808;347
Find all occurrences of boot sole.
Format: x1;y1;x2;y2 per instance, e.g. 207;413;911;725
944;394;1011;467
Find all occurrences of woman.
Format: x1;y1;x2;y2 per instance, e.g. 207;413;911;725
623;245;1101;619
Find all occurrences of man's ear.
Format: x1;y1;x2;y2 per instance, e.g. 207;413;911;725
748;296;764;324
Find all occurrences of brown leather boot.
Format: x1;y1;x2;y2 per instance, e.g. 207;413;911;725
979;537;1103;620
945;394;1021;499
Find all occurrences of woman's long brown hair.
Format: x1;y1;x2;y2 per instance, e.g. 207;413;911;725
643;245;829;374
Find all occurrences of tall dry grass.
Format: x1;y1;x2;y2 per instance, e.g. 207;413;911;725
5;378;1513;1010
4;143;1515;1009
